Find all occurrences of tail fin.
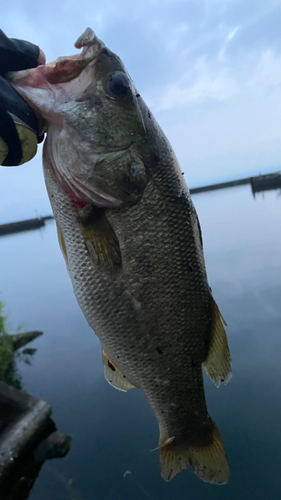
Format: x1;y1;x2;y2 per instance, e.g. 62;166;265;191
159;421;229;484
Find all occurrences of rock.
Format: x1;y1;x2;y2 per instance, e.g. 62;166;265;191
0;382;52;481
34;431;72;462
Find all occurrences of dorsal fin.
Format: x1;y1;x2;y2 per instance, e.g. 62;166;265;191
203;297;232;387
102;350;135;392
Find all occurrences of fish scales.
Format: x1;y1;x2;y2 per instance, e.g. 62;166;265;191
44;131;219;471
10;27;232;484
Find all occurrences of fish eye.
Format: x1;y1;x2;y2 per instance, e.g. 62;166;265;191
106;72;131;99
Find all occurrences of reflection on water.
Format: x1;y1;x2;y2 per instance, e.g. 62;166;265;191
1;345;37;390
0;184;280;499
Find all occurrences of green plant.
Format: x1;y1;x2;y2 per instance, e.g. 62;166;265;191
0;299;15;381
0;299;40;389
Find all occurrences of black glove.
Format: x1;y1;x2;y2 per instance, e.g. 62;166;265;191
0;30;45;166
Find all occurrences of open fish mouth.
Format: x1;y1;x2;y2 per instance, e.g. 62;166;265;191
9;28;133;209
9;28;102;87
43;28;104;85
8;28;104;127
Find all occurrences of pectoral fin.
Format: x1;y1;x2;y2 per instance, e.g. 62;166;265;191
79;207;121;269
102;350;135;392
203;298;232;388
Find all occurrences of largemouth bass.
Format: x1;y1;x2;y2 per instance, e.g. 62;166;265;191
10;28;231;484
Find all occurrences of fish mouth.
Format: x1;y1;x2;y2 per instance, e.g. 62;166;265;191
43;28;103;85
75;27;102;53
10;28;102;86
8;28;104;127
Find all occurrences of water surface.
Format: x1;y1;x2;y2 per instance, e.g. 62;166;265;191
0;185;280;500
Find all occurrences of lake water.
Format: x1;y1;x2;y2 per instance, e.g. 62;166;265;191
0;184;281;500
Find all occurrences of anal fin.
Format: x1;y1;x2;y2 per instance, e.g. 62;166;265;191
102;350;135;392
203;297;232;388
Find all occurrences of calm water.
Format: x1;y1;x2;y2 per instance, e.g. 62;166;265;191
1;185;281;500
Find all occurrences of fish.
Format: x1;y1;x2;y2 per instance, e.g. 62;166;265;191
10;28;232;484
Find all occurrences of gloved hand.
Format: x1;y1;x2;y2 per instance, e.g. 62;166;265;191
0;30;45;166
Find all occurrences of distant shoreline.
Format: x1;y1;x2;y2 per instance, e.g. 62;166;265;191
0;216;53;237
1;171;280;236
190;170;281;195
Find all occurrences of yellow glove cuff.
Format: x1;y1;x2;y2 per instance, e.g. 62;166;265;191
0;123;38;166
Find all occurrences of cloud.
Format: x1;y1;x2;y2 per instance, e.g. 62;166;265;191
248;49;281;92
155;58;238;111
218;24;240;61
226;25;240;41
152;43;281;113
150;47;281;185
167;23;190;51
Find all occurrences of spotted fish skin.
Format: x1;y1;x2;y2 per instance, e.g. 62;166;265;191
11;28;231;484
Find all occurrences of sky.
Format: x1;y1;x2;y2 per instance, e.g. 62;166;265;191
1;0;281;222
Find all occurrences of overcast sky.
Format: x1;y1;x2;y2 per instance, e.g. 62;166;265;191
1;0;281;222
